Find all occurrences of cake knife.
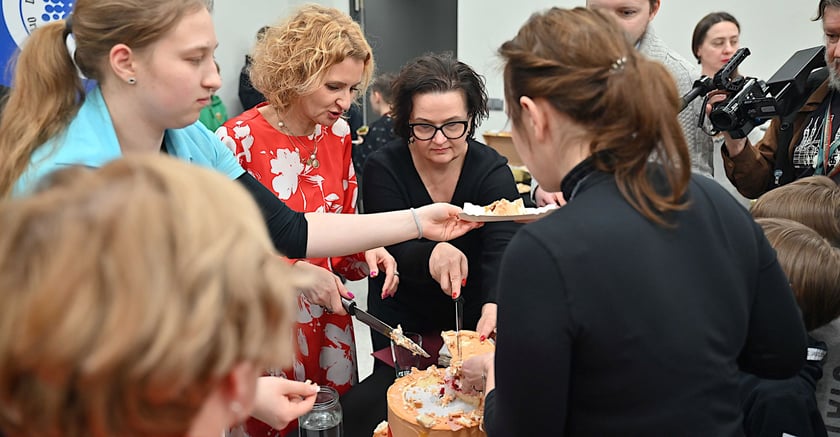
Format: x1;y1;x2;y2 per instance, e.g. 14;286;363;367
454;295;463;361
340;297;430;358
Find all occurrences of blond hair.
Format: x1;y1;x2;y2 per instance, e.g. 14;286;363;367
0;0;209;198
756;218;840;331
750;181;840;247
499;7;690;227
0;155;300;437
250;4;374;115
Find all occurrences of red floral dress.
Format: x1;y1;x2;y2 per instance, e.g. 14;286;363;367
218;104;366;436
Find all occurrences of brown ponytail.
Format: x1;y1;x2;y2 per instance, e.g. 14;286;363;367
499;7;690;226
0;21;83;198
0;0;209;198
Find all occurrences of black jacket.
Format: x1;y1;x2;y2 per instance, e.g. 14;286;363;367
238;55;265;111
740;337;828;437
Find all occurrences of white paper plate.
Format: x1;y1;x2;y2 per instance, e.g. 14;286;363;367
457;202;559;222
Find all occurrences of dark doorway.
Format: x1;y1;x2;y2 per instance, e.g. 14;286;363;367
350;0;458;123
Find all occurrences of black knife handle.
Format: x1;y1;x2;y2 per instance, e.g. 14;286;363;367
341;296;357;315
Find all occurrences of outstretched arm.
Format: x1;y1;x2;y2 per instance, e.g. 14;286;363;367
238;172;479;259
304;204;479;258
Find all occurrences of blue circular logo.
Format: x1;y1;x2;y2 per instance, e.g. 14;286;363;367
0;0;74;84
3;0;74;47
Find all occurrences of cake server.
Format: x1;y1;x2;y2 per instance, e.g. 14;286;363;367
340;297;429;358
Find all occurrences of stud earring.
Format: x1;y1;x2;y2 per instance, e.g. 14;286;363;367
127;77;136;85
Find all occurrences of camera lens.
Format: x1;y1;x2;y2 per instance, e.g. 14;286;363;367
710;106;739;132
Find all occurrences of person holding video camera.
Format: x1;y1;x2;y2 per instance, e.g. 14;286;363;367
720;0;839;199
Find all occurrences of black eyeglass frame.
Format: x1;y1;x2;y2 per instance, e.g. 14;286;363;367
408;120;470;141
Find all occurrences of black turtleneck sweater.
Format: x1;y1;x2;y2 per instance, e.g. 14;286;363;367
484;161;807;436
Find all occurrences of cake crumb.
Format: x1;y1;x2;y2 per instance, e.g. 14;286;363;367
416;414;437;428
372;420;389;437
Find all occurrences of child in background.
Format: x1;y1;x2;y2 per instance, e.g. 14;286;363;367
740;217;840;437
353;72;397;181
750;176;840;247
751;176;840;432
198;61;229;133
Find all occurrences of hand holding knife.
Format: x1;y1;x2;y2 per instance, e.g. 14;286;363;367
454;295;463;361
341;297;429;358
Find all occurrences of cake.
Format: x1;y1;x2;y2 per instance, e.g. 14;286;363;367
386;366;485;437
374;330;494;437
482;198;525;216
438;330;496;369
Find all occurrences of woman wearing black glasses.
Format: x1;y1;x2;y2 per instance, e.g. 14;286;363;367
361;52;521;354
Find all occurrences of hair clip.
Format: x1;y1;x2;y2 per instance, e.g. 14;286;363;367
610;56;627;72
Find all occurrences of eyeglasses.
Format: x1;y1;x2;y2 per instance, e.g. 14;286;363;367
409;121;469;141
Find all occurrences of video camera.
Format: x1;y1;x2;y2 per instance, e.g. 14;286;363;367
681;46;827;139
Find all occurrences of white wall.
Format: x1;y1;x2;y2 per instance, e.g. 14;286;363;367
458;0;824;135
213;0;823;133
212;0;349;116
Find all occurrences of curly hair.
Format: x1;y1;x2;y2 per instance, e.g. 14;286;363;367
0;155;302;437
249;4;374;115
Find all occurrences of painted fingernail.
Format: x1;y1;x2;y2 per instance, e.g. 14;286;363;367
370;270;379;278
348;292;355;299
453;291;459;299
462;278;467;287
480;335;486;342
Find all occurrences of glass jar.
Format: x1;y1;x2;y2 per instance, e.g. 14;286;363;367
298;386;343;437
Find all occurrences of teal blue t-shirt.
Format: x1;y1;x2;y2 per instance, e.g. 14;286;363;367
14;86;244;196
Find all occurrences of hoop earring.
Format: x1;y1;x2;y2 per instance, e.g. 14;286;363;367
127;77;136;85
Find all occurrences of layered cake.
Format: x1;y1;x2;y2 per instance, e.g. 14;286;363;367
374;330;494;437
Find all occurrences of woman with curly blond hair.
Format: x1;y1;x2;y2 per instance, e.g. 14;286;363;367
0;155;314;437
217;5;395;436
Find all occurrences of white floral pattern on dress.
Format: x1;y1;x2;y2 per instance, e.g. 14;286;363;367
321;323;356;387
270;148;305;200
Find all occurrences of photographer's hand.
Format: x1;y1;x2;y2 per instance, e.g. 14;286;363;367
705;92;748;157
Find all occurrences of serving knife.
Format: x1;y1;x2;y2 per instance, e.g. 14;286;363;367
341;297;429;358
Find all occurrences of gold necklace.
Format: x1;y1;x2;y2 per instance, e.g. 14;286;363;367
277;118;320;169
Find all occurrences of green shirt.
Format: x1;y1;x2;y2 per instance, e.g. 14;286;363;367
198;94;229;133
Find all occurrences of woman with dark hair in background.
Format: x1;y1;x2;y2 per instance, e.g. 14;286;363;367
463;7;806;435
362;53;520;353
692;12;741;77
